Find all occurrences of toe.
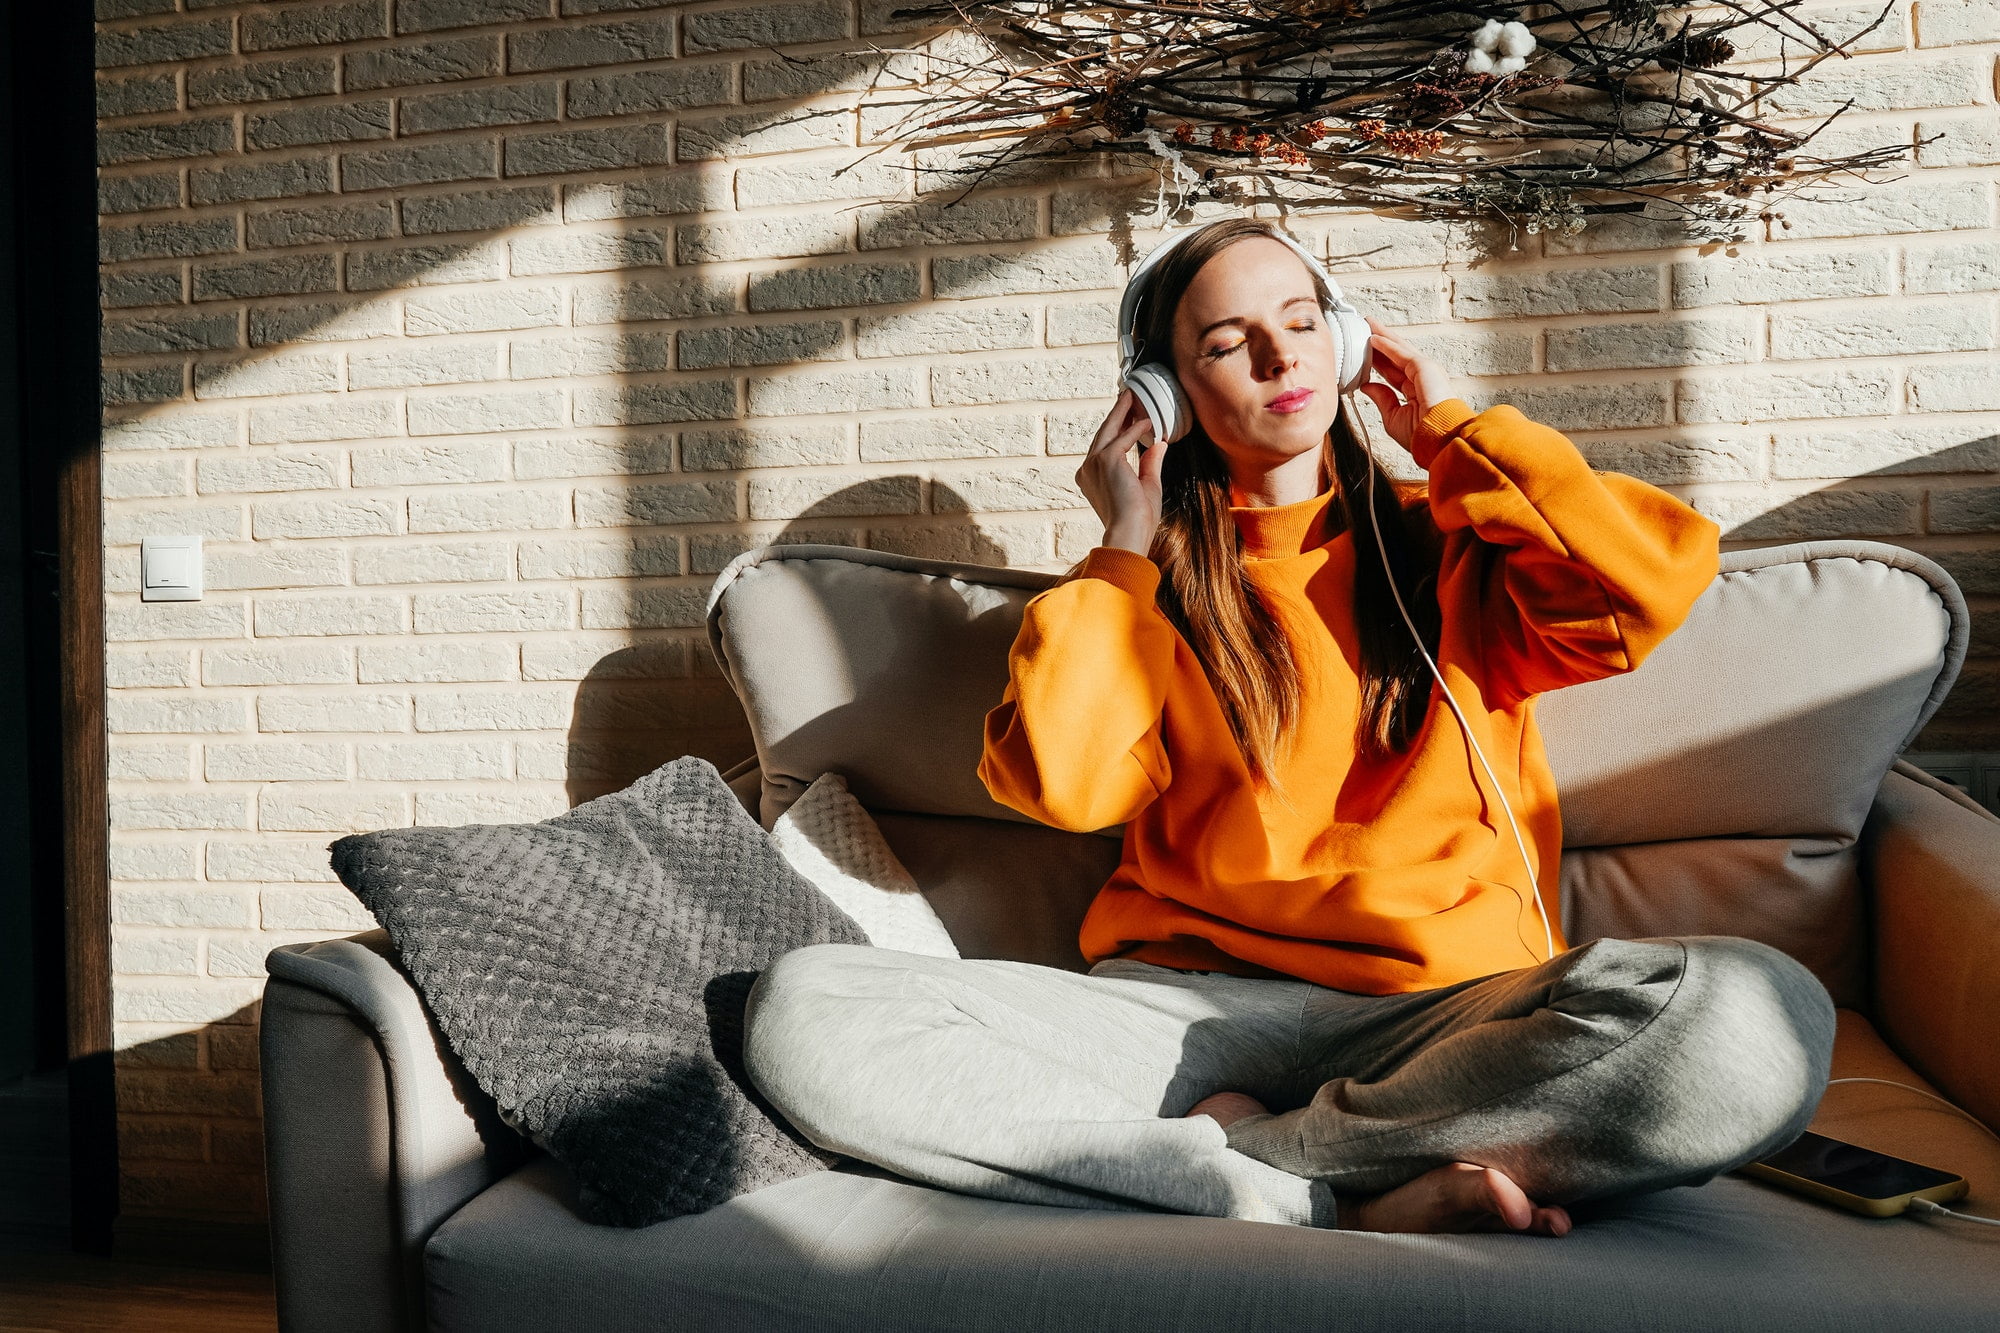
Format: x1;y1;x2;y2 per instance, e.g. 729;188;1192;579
1530;1206;1571;1236
1476;1166;1534;1231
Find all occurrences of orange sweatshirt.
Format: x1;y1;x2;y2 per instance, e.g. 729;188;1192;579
976;398;1722;995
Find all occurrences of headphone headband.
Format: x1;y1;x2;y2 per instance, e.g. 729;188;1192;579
1116;224;1356;372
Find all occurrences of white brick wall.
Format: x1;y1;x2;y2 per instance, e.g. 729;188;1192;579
94;0;1999;1222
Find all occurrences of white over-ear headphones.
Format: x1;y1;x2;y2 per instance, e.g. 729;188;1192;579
1114;222;1557;965
1116;224;1373;446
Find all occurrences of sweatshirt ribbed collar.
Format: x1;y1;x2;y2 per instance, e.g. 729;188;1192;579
1228;485;1339;561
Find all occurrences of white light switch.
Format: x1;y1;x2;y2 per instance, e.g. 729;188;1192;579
141;535;203;602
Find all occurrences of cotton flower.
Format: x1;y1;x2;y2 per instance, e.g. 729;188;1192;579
1495;21;1536;58
1466;17;1536;76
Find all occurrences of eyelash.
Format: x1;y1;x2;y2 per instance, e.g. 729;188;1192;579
1203;320;1318;360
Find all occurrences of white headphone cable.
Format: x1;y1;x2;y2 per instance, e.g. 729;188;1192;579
1358;399;1555;965
1822;1077;2000;1143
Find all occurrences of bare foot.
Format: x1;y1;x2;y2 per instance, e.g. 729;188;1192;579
1185;1091;1269;1129
1184;1093;1572;1237
1343;1161;1572;1237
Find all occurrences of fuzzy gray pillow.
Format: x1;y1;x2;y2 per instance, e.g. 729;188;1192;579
328;754;870;1227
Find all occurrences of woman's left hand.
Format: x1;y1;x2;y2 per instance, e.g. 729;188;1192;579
1355;317;1459;454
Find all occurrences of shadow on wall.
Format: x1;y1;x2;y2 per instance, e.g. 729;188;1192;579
110;1003;266;1225
91;0;1998;1238
562;479;1021;806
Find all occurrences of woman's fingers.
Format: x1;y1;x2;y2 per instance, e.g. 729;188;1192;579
1356;380;1399;415
1103;400;1156;459
1366;318;1419;367
1368;317;1455;402
1368;344;1411;389
1118;407;1159;458
1367;314;1414;350
1088;387;1134;453
1367;331;1413;385
1090;387;1155;454
1081;389;1158;514
1370;352;1410;396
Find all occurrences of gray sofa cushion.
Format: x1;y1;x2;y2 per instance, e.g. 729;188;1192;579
329;754;870;1227
424;1143;2000;1332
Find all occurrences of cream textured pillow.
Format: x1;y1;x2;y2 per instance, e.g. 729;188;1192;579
769;771;960;959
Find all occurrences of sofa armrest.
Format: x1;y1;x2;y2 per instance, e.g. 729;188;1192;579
261;929;533;1333
1863;760;2000;1130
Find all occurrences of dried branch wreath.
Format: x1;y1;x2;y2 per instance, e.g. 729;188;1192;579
862;0;1933;242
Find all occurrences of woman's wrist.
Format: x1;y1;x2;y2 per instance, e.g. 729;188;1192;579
1101;526;1154;557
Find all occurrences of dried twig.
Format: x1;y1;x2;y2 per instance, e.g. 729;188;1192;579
868;0;1915;239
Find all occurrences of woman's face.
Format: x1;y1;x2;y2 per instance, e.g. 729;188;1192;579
1170;236;1343;472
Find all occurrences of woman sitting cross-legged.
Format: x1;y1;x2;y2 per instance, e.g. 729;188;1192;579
742;215;1837;1236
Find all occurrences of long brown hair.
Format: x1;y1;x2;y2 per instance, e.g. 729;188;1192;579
1059;217;1444;810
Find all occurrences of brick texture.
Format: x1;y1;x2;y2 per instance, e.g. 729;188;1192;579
92;1;2000;1227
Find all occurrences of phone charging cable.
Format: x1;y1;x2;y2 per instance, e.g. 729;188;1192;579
1826;1075;2000;1228
1907;1198;2000;1228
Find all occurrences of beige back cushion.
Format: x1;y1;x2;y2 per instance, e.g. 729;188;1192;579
705;540;1966;1008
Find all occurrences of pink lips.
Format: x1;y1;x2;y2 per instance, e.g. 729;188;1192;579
1266;387;1315;413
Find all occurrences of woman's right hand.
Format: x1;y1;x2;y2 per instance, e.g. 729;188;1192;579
1077;387;1167;556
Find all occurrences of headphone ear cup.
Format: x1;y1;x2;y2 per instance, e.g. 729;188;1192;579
1332;307;1373;395
1124;362;1192;445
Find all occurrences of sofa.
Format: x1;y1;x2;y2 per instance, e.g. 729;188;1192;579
260;535;2000;1332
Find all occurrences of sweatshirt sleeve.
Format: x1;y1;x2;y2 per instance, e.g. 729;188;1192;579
976;545;1176;833
1410;398;1722;707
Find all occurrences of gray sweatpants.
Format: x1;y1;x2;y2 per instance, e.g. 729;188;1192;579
742;934;1837;1229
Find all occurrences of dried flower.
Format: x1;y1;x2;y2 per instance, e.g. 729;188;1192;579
1400;56;1494;122
1099;75;1146;136
1369;127;1447;157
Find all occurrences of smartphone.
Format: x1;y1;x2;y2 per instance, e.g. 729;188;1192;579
1736;1129;1969;1218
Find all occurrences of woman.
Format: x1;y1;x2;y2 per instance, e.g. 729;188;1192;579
743;217;1836;1236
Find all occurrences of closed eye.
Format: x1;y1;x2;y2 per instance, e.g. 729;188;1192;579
1202;320;1320;360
